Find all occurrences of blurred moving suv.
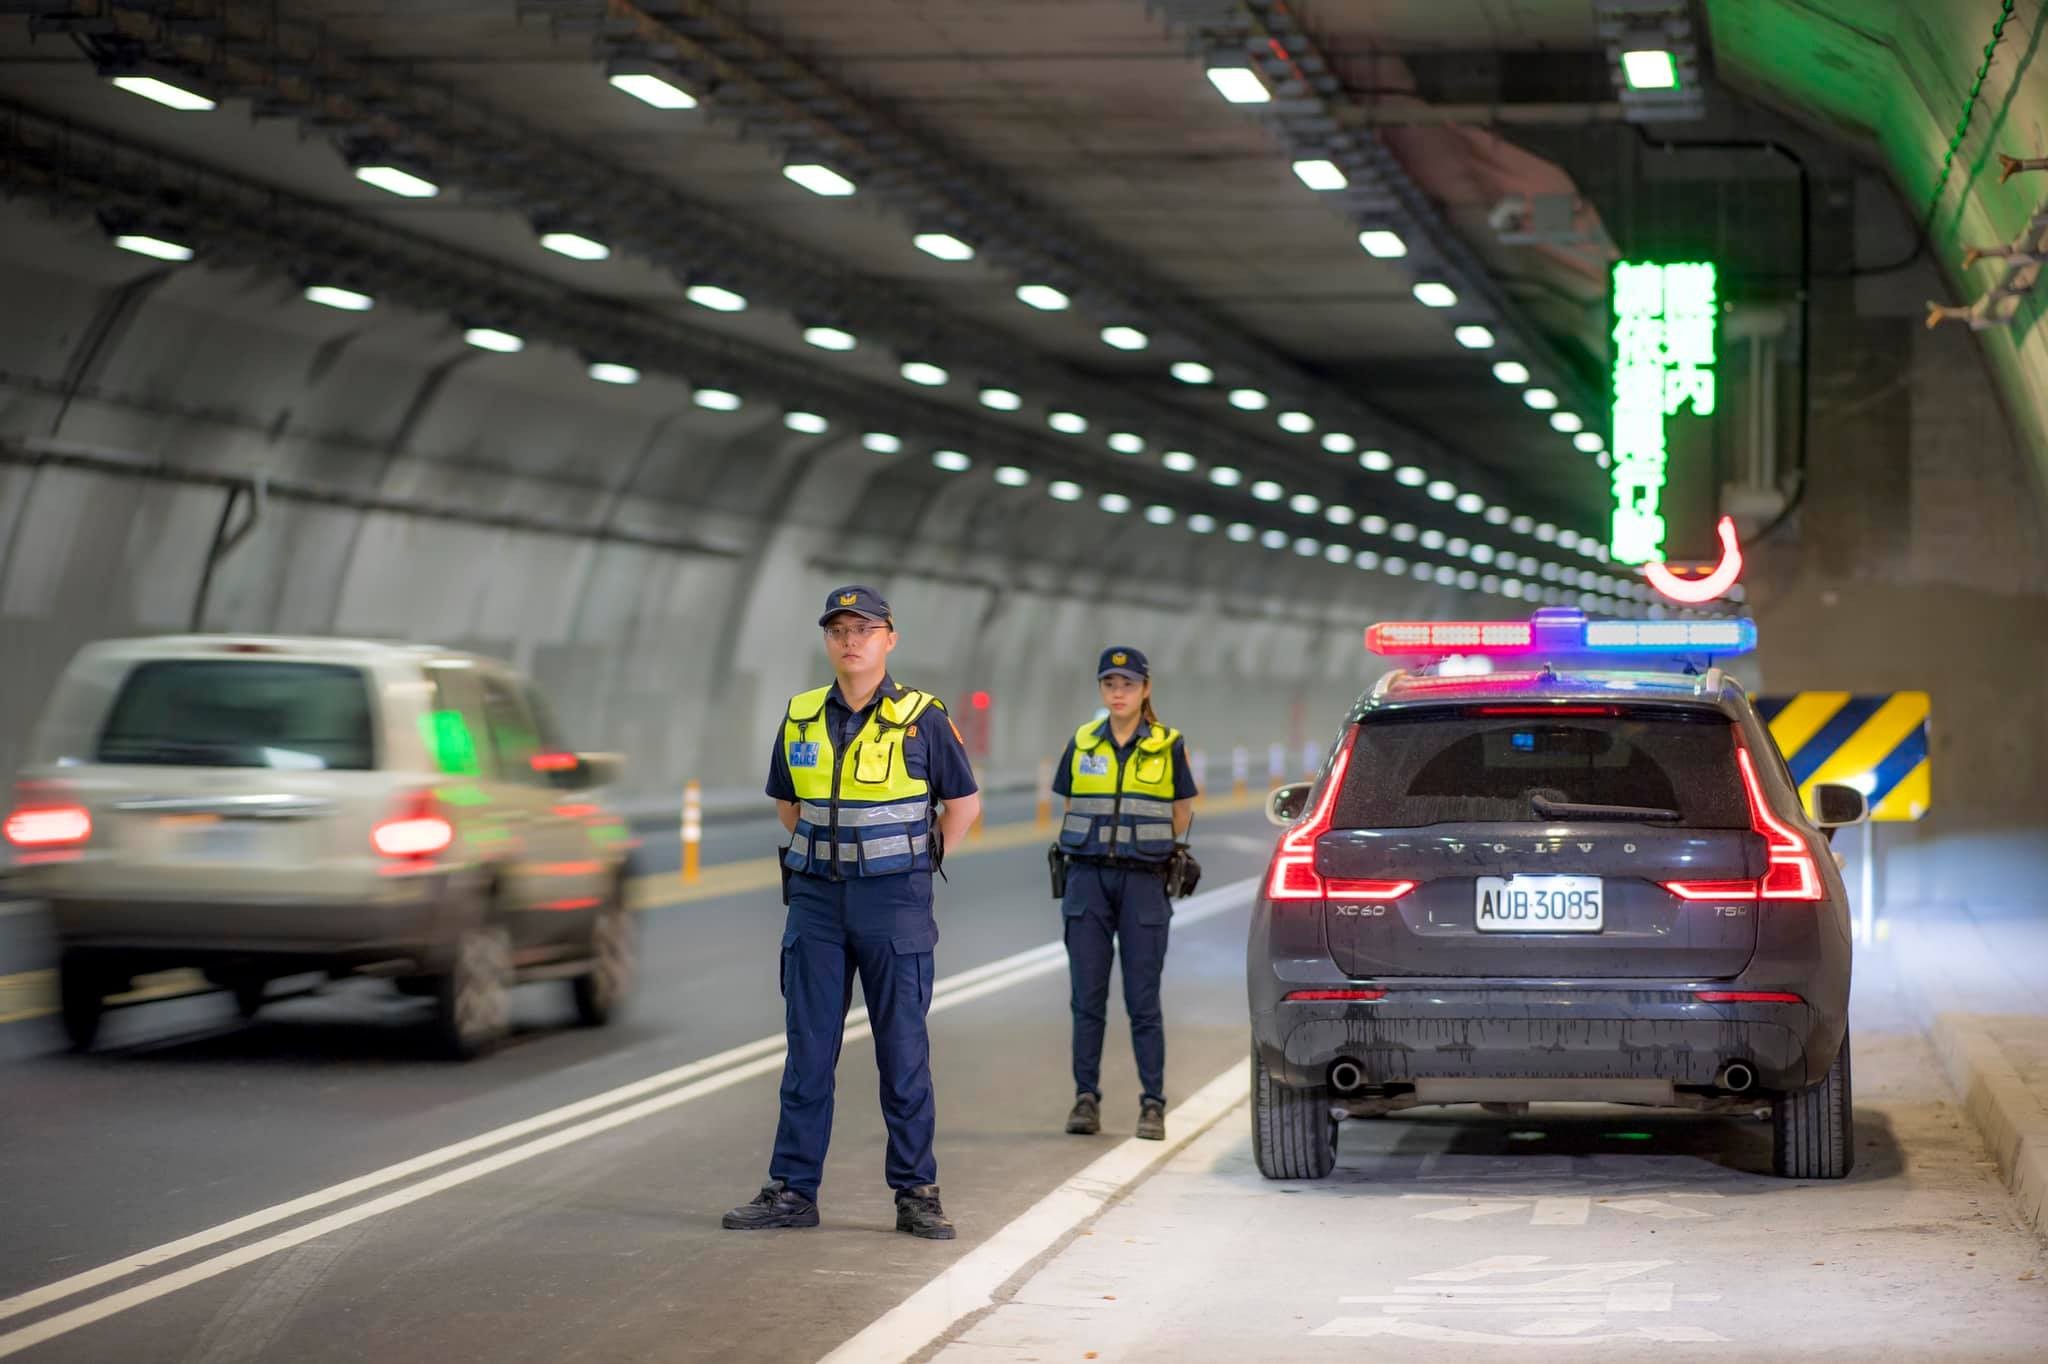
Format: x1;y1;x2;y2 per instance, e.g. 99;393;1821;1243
1249;608;1868;1182
4;636;635;1057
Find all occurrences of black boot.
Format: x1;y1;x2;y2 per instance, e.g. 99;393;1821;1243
1065;1092;1101;1135
721;1179;819;1230
1137;1098;1167;1141
895;1183;957;1240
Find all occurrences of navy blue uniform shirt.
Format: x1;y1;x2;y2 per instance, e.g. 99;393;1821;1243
766;674;980;803
1051;719;1199;800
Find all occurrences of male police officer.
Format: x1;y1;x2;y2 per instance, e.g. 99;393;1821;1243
724;586;982;1239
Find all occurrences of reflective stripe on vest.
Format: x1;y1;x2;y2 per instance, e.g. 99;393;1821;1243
781;684;939;877
1059;718;1181;862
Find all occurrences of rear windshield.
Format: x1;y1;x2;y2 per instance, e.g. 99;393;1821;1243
1335;710;1747;829
95;661;376;771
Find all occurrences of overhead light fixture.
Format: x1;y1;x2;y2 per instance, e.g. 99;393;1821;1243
1412;281;1458;308
609;72;697;109
1523;387;1559;410
978;386;1022;411
1558;528;1582;548
1455;492;1485;514
693;387;742;411
1227;388;1269;411
1260;529;1289;550
540;231;610;261
1511;514;1536;535
1209;465;1243;488
1421;528;1446;549
1188;513;1217;534
354;164;439;199
1250;480;1284;502
802;324;856;351
1161;450;1198;473
1357;550;1381;570
1205;65;1271;104
1550;411;1584;433
113;233;195;262
1325;505;1356;526
1288;493;1321;515
1621;48;1679;91
785;411;830;434
303;284;372;312
1453;325;1495;349
1098;492;1132;514
1144;504;1176;526
1383;555;1408;574
1048;410;1089;435
1101;325;1150;351
1359;449;1394;473
1362;514;1389;535
1484;506;1511;526
1536;522;1559;542
464;326;524;353
1226;522;1255;543
1170;361;1214;385
1426;480;1457;502
1358;229;1408;259
1472;544;1496;563
1394;465;1428;487
1492;360;1530;385
1321;432;1357;455
994;465;1030;487
685;283;748;312
1392;522;1418;542
1049;480;1084;502
1294;537;1322;558
1016;283;1071;311
109;74;215;111
863;432;903;453
1108;432;1146;455
1276;411;1316;434
1292;159;1348;190
931;449;972;473
783;163;857;197
588;361;640;385
900;359;949;386
913;232;975;261
1574;431;1606;453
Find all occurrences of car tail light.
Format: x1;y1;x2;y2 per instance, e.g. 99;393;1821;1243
1284;988;1387;1002
4;804;93;848
530;752;579;774
371;791;454;859
1662;745;1823;903
1696;990;1804;1004
1266;736;1416;905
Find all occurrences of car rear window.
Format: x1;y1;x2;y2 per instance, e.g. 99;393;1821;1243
1334;709;1748;829
95;661;376;771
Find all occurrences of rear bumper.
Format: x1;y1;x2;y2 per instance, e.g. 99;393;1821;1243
1254;985;1838;1093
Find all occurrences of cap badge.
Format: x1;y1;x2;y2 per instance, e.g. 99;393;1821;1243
839;592;859;606
1111;651;1128;665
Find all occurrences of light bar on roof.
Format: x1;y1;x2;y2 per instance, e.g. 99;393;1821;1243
1366;607;1754;659
1583;619;1755;652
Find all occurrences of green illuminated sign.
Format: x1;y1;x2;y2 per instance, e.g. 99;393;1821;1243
1610;260;1718;565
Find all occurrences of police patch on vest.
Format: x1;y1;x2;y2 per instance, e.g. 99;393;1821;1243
1079;753;1110;776
906;724;918;739
789;741;820;769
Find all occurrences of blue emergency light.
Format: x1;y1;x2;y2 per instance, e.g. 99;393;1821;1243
1364;607;1756;659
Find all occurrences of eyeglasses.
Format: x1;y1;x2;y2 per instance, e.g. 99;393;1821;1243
824;623;889;644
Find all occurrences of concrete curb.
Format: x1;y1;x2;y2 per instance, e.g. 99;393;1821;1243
1924;1009;2048;1240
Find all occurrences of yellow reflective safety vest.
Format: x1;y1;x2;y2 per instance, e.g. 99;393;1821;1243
1059;718;1182;863
782;683;940;877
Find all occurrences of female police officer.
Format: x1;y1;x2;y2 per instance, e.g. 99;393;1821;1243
723;585;981;1239
1050;646;1197;1141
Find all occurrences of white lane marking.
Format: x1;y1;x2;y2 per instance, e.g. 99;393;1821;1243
1403;1191;1721;1224
0;877;1259;1354
818;1058;1252;1364
1529;1196;1590;1226
1317;1256;1726;1344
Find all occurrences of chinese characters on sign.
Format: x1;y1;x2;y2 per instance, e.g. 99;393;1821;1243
1610;261;1718;566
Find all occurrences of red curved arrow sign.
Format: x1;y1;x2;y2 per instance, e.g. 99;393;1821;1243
1644;516;1743;603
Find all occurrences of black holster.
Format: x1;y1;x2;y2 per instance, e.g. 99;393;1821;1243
1047;843;1069;900
1162;844;1203;898
777;849;794;905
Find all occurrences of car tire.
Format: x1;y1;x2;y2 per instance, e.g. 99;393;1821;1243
434;923;512;1060
571;890;634;1028
1773;1032;1854;1179
59;953;108;1052
232;979;266;1020
1251;1040;1337;1180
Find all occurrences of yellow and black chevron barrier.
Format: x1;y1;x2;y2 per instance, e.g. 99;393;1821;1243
1753;691;1931;823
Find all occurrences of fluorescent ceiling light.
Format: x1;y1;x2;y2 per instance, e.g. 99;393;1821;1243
1205;66;1271;104
1412;281;1458;308
464;327;523;353
114;233;195;262
1187;513;1217;534
1621;48;1679;91
1511;514;1535;534
1288;493;1321;515
978;386;1022;411
863;432;902;454
1292;158;1347;190
1384;556;1408;574
1276;410;1316;434
913;232;975;261
1455;492;1485;514
1358;229;1408;259
1558;528;1582;548
1226;522;1255;543
1362;515;1388;535
1459;570;1480;590
1484;505;1511;525
354;165;439;199
540;231;610;261
994;465;1030;487
1250;480;1284;502
1321;432;1357;454
1101;325;1150;351
1049;480;1084;502
1421;529;1446;549
1048;410;1089;435
1522;387;1559;411
1357;550;1380;570
303;284;372;312
609;72;697;109
1098;492;1132;514
1598;451;1612;468
1536;522;1559;542
1453;325;1495;349
1016;283;1071;311
802;324;856;351
1325;505;1356;525
1324;544;1352;564
1471;544;1496;564
1261;529;1289;550
1359;449;1394;473
901;360;949;386
783;163;856;197
685;283;748;312
693;387;742;411
785;411;830;434
1144;504;1176;526
932;449;972;473
1394;465;1428;487
1574;431;1605;454
1550;411;1583;433
1448;537;1471;556
588;362;640;385
1294;537;1321;557
1227;387;1269;411
1209;465;1243;488
1161;450;1198;473
1170;361;1214;385
110;75;215;111
1108;432;1146;455
1492;360;1530;385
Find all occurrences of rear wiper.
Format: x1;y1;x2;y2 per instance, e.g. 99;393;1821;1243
1529;793;1681;822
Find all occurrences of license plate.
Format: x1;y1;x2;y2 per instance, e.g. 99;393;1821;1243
1475;875;1604;932
161;816;258;862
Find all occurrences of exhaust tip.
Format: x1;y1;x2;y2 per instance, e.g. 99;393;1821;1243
1717;1061;1755;1093
1329;1060;1365;1093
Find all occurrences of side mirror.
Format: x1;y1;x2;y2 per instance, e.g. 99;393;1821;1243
1266;782;1312;827
574;752;624;791
1809;782;1868;830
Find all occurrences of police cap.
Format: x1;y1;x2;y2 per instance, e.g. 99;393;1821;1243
1096;646;1149;681
818;584;892;627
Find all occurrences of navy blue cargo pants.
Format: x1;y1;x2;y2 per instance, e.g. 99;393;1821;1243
770;870;938;1201
1062;861;1172;1106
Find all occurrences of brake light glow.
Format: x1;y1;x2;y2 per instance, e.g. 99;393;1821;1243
1366;607;1755;659
1695;990;1804;1004
4;805;92;848
530;752;579;773
1284;988;1388;1002
371;792;454;859
1662;745;1822;902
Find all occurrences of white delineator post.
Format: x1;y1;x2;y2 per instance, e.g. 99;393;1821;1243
1231;745;1249;800
682;780;702;885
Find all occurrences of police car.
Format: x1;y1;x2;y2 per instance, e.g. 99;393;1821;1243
1247;607;1866;1180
